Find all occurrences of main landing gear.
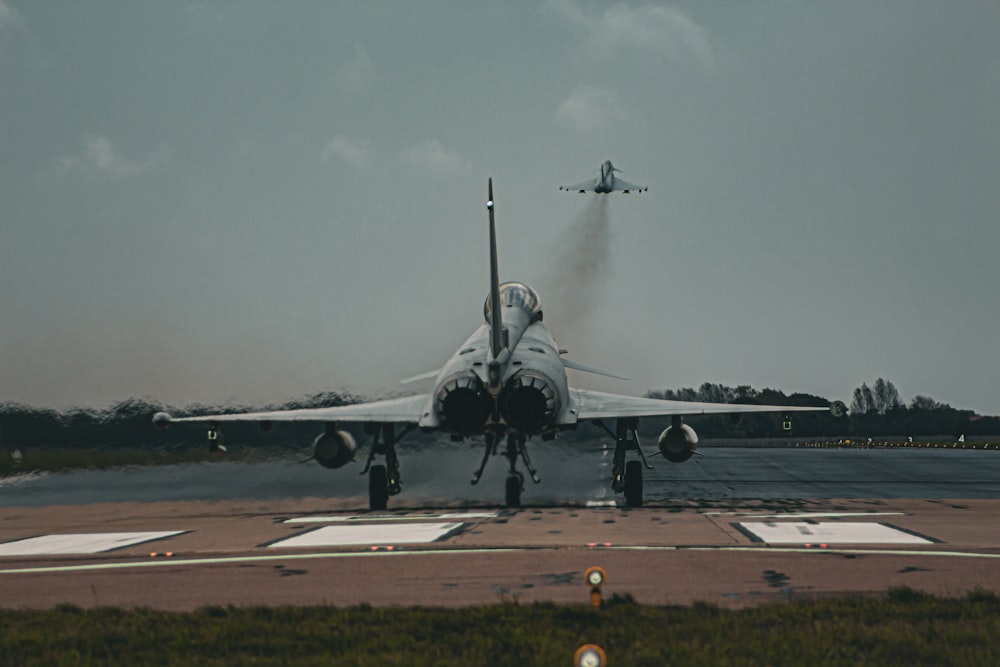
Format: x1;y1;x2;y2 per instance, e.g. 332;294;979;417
595;418;653;508
360;423;411;511
471;430;540;508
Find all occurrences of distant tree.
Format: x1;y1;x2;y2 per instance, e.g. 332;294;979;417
756;388;790;405
788;392;832;407
872;378;901;415
851;383;873;415
911;395;947;411
698;383;732;404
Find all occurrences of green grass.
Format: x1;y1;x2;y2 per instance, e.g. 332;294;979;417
1;589;998;666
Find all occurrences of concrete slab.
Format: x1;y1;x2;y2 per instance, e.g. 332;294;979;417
0;531;185;556
284;512;498;524
267;522;464;548
736;521;933;545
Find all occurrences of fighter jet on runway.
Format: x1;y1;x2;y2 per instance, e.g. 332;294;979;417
559;159;647;193
155;180;825;510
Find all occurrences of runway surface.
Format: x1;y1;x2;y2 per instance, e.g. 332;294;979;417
2;446;999;609
4;445;1000;507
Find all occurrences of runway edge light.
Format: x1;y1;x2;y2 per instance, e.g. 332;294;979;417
584;566;606;607
574;643;607;667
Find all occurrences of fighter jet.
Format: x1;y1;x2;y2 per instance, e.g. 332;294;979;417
154;180;826;510
560;159;647;193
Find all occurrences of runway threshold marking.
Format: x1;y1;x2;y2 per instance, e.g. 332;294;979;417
702;511;905;519
284;512;498;524
0;531;186;556
736;522;933;545
267;522;464;548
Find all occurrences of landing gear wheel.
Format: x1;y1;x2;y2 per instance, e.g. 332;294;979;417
369;464;388;511
624;460;643;508
505;473;523;508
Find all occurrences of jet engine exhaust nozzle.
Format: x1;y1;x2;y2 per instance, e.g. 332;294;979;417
435;373;491;436
500;371;561;435
657;423;698;463
312;429;357;469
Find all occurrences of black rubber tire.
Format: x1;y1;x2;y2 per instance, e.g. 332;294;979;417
505;474;522;508
624;460;643;508
369;464;389;511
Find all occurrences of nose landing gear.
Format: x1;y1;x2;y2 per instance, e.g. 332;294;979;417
471;430;541;508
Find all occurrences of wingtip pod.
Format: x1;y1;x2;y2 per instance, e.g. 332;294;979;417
152;412;173;430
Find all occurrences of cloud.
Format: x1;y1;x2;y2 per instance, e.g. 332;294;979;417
556;85;626;134
57;135;154;179
402;140;466;174
547;0;715;69
337;45;374;92
0;0;17;32
0;0;24;49
322;135;371;168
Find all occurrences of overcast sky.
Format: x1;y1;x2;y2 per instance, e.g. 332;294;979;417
2;1;998;415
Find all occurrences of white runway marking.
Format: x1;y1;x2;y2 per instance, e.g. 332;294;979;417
737;522;932;545
0;531;185;556
268;522;464;548
5;545;999;577
284;512;497;524
0;471;49;490
704;511;905;519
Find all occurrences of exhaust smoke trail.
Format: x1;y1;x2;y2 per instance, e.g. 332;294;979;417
541;196;612;342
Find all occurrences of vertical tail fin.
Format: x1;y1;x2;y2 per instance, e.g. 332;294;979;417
487;179;503;360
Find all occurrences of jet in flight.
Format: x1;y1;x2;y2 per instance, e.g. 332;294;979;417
560;160;647;194
154;180;826;509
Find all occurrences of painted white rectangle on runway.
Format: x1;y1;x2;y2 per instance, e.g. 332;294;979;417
0;531;185;556
738;522;932;545
269;522;463;548
284;512;497;524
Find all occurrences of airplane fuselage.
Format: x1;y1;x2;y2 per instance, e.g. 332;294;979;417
424;282;571;437
595;160;616;193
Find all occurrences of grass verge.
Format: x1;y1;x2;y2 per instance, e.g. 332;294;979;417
0;588;998;666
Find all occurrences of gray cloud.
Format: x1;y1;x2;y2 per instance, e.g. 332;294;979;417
322;136;371;168
57;136;155;179
401;140;467;175
556;85;626;134
337;44;374;93
547;0;715;68
0;0;17;31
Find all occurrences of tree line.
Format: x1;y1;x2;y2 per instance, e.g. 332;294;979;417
1;379;996;450
646;379;999;439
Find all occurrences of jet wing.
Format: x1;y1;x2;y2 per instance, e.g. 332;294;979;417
559;179;597;193
568;388;827;421
610;177;646;193
158;394;433;426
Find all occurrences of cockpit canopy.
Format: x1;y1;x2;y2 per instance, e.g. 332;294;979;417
483;282;543;323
